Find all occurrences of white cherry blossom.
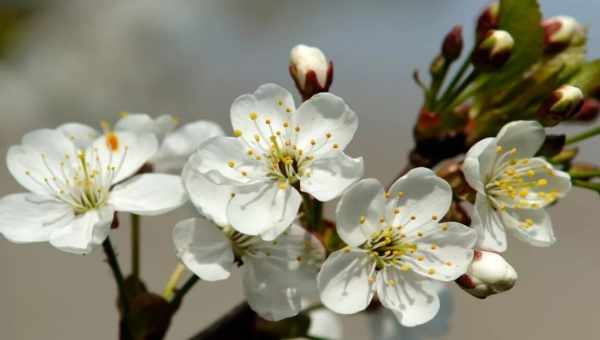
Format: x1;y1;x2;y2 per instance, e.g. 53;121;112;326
173;217;325;321
317;168;477;327
368;282;453;340
463;120;572;252
186;83;363;240
0;128;188;254
58;113;224;172
289;307;343;340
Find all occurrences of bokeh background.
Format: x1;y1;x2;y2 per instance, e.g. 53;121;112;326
1;0;599;339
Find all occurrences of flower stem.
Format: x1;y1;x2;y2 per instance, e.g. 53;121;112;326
569;169;600;179
170;274;200;310
102;237;132;338
573;179;600;193
162;262;187;301
438;69;478;111
566;125;600;145
131;214;140;279
302;194;323;231
435;56;471;111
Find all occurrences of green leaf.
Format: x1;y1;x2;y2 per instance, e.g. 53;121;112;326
488;0;544;87
568;59;600;96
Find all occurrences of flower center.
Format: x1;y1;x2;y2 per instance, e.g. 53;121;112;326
484;146;559;210
362;226;417;270
223;226;260;264
232;107;338;185
26;134;128;214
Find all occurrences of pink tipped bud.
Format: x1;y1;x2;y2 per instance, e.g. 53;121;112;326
289;44;333;100
543;16;586;54
572;98;600;122
456;250;517;299
472;30;514;70
442;25;463;62
476;2;500;40
537;85;584;126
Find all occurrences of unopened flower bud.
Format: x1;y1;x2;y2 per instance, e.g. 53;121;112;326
289;44;333;100
537;85;584;126
542;16;586;54
430;55;446;78
472;30;514;70
476;2;500;41
456;250;517;299
442;25;463;62
572;98;600;122
551;147;578;164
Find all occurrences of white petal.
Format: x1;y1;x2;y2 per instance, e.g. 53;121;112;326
300;153;364;202
293;93;358;158
472;193;507;252
501;208;556;247
243;256;303;321
317;249;375;314
7;129;77;195
109;173;187;216
259;220;291;242
152;120;224;172
252;223;325;294
243;224;325;320
152;114;178;141
189;136;265;185
376;268;440;327
306;309;343;340
49;207;114;254
387;168;452;233
368;282;453;340
88;131;158;184
183;161;232;226
403;222;476;281
463;137;496;193
114;113;154;134
230;83;295;151
495;120;545;158
173;218;233;281
335;178;386;247
57;123;100;149
227;182;302;237
0;193;73;243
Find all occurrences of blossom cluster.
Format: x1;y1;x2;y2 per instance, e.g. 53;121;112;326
0;79;571;331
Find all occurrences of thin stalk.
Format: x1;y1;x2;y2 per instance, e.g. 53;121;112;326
435;56;471;111
170;275;200;309
163;262;187;301
438;69;478;112
427;63;449;108
569;169;600;179
566;125;600;145
302;194;323;231
573;179;600;192
102;238;132;338
131;214;140;279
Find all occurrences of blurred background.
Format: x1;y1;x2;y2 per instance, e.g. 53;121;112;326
1;0;599;339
